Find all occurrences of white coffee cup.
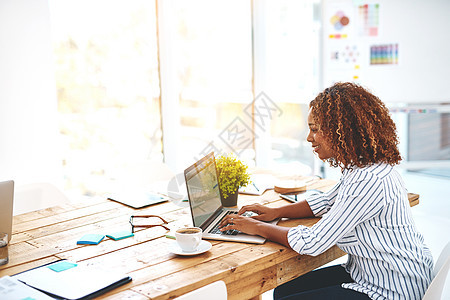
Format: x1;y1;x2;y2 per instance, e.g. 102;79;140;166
175;227;202;252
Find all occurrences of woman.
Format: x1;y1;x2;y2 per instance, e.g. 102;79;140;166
220;82;433;300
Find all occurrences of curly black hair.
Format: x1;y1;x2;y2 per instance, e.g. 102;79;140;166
309;82;402;169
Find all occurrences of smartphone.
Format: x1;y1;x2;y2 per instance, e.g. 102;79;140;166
279;189;323;203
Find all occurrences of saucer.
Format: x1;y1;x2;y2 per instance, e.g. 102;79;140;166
169;240;212;256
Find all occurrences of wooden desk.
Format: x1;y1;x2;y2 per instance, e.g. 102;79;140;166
0;178;419;300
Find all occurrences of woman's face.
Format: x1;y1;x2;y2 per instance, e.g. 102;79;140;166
306;109;334;161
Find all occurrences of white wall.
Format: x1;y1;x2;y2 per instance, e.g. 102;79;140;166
0;0;62;186
322;0;450;103
360;0;450;103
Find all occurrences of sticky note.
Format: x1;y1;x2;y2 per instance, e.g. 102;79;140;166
147;192;165;201
77;234;105;245
48;261;78;272
106;231;134;241
165;234;175;240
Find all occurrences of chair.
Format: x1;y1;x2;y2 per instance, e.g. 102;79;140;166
13;182;69;215
175;281;227;300
422;241;450;300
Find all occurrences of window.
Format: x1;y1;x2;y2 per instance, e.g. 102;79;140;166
49;0;321;197
161;0;254;169
49;0;162;197
258;0;321;173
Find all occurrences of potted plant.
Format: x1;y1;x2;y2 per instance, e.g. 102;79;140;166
215;153;251;207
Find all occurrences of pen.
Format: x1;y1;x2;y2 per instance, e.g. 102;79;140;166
253;183;259;191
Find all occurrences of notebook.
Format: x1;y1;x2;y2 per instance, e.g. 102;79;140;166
107;189;169;209
0;180;14;242
13;259;131;300
238;174;274;196
184;152;278;244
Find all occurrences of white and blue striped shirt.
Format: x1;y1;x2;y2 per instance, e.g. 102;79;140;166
287;163;433;300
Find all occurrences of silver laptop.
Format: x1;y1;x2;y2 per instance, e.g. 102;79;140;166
184;153;277;244
0;180;14;242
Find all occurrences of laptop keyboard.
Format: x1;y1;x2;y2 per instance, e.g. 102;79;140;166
209;211;254;235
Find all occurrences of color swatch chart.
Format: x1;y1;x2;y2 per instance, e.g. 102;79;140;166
358;4;379;37
370;44;398;65
329;10;350;39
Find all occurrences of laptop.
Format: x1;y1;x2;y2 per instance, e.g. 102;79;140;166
0;180;14;242
184;153;277;244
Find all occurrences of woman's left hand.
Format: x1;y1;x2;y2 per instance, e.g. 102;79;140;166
219;214;263;236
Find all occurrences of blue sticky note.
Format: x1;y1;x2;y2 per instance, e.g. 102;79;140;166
147;192;165;201
106;231;134;241
48;261;78;272
77;234;105;245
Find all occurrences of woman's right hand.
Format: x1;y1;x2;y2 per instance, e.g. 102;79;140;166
238;203;279;222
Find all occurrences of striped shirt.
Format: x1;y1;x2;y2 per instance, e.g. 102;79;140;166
287;163;433;300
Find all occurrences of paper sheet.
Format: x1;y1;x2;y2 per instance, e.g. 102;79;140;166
0;276;54;300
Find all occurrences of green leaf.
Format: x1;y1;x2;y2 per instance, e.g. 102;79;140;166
216;153;251;199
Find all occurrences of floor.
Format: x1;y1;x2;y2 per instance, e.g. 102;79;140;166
262;169;450;299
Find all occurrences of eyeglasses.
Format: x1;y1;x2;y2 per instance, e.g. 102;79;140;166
129;215;170;233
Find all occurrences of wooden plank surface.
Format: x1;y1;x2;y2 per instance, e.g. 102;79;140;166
0;176;419;299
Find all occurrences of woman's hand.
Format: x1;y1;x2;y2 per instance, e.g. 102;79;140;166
218;209;291;248
219;214;264;236
218;204;279;236
238;203;279;222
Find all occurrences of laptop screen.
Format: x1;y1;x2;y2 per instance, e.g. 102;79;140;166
184;153;222;227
